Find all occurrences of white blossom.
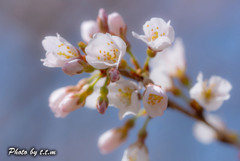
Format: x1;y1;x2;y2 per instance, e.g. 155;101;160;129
80;20;99;43
108;79;141;120
193;114;225;144
150;38;185;77
122;142;149;161
190;72;232;111
132;17;175;52
143;84;168;118
98;128;125;154
85;33;126;69
41;34;79;67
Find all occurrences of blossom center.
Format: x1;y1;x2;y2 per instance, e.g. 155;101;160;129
147;93;163;105
97;41;119;63
147;25;166;41
118;87;132;105
128;155;136;161
57;43;78;59
204;88;214;101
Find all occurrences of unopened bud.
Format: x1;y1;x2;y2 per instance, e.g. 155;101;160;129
97;8;108;33
108;12;126;36
108;68;120;82
97;96;109;114
98;128;126;154
62;59;84;76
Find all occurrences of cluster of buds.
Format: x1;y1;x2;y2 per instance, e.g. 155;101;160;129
41;8;237;160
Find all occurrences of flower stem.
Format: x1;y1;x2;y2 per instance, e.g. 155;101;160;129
143;56;150;73
138;116;151;143
127;49;141;70
168;99;240;148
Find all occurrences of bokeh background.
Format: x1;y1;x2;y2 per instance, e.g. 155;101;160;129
0;0;240;160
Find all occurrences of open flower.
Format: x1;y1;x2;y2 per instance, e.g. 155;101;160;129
190;72;232;111
143;84;168;118
85;33;126;69
132;17;175;52
49;86;82;118
108;79;141;119
193;114;225;144
41;34;79;67
80;20;99;43
150;38;185;78
98;128;126;154
122;142;149;161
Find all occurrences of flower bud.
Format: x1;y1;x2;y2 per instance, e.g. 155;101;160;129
96;96;109;114
62;59;84;76
80;20;99;43
142;84;168;118
59;93;82;113
108;68;120;82
49;87;81;118
97;8;108;32
98;128;126;154
108;12;126;36
121;142;149;161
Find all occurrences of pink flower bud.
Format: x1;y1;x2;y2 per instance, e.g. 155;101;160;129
49;87;82;118
59;93;81;113
98;128;126;154
97;8;108;33
143;84;168;118
97;96;109;114
98;8;108;25
62;59;84;76
108;68;120;82
108;12;126;36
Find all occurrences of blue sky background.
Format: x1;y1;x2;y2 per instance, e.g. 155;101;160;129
0;0;240;160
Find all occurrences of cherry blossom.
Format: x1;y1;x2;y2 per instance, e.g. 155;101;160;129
132;18;175;52
41;34;79;67
190;72;232;111
85;33;126;69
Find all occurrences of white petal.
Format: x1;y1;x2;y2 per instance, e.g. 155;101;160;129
80;20;99;42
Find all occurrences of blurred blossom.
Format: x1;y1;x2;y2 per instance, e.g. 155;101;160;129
98;128;126;154
150;38;185;78
80;20;99;43
190;72;232;111
149;66;173;90
121;142;149;161
193;114;225;144
41;34;79;67
132;18;175;52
